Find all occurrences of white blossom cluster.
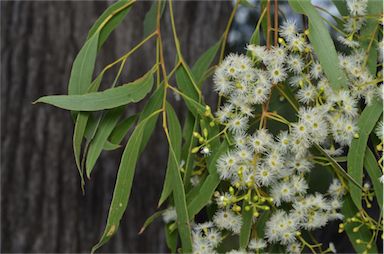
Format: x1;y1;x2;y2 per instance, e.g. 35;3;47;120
189;1;383;253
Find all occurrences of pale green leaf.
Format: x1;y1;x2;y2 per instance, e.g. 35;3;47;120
364;148;383;210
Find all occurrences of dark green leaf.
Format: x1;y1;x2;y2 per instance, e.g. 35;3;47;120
138;210;164;235
91;110;160;253
109;114;137;145
165;224;178;253
68;32;100;95
289;0;348;90
191;40;221;87
187;141;228;218
143;0;166;37
239;203;253;249
341;195;378;253
86;107;124;178
364;148;383;210
166;103;193;252
36;71;154;111
332;0;348;16
348;99;382;209
88;0;134;50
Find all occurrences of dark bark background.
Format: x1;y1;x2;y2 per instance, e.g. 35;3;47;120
1;1;230;252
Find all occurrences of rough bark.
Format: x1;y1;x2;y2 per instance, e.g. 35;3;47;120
1;1;230;252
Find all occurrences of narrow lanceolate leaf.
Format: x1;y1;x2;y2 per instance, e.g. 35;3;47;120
248;6;267;47
364;148;383;210
68;32;100;95
176;65;201;116
181;113;198;190
92;111;160;253
88;0;134;49
359;0;380;74
331;0;348;16
188;141;228;218
73;112;88;190
239;203;253;249
109;114;137;145
158;104;183;207
342;195;378;253
35;71;154;111
138;210;165;235
288;0;348;90
191;40;221;87
166;104;193;253
165;225;178;253
348;99;383;209
143;0;166;37
86;107;124;178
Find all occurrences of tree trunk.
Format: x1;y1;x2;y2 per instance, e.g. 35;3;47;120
1;1;230;252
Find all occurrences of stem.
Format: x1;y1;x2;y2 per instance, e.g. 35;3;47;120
219;0;240;62
274;0;278;46
267;0;271;49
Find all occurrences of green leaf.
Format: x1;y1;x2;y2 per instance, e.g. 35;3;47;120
181;113;198;191
191;40;221;87
86;107;124;178
348;99;383;209
359;0;380;74
138;210;164;235
143;0;166;37
176;65;201;116
68;32;100;95
187;141;228;218
103;140;121;151
138;86;164;153
364;148;383;210
341;195;378;253
91;110;160;253
239;203;253;249
73;112;88;190
248;6;267;47
88;0;134;50
332;0;348;16
36;71;154;111
158;104;183;207
166;103;193;253
289;0;348;90
165;224;178;253
109;114;137;145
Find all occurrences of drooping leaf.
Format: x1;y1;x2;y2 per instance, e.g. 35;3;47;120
91;110;160;253
364;148;383;210
166;103;193;253
143;0;166;37
176;65;201;116
332;0;348;16
138;209;165;235
86;107;124;178
68;32;100;96
187;141;228;218
341;195;378;253
348;99;382;209
73;112;88;190
88;0;134;50
165;224;178;253
359;0;380;75
36;71;154;111
289;0;348;90
239;203;253;249
248;6;267;47
181;113;198;191
109;114;137;145
191;40;221;87
158;104;183;207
